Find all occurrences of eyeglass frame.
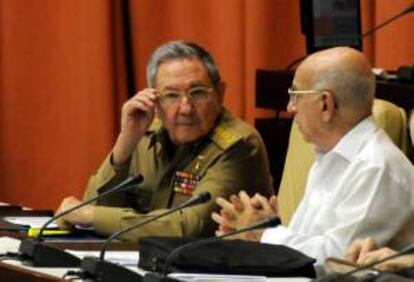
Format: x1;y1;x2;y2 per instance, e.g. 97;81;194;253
157;86;215;106
288;87;324;104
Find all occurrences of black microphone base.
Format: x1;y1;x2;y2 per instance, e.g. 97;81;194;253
18;239;80;267
143;272;179;282
81;256;143;282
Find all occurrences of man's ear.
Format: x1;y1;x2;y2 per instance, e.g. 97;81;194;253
321;92;336;122
216;81;226;103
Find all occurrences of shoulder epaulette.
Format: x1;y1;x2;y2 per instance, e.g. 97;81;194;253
211;123;242;150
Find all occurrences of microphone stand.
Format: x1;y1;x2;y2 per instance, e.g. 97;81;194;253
79;192;212;282
143;215;281;282
17;174;143;267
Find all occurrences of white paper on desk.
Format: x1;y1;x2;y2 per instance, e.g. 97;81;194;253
2;216;57;228
168;273;267;282
66;250;139;266
0;236;21;253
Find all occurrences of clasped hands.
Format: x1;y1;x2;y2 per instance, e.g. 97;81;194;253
212;191;278;241
346;237;414;272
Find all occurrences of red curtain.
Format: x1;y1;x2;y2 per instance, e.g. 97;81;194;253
0;0;412;209
0;0;127;208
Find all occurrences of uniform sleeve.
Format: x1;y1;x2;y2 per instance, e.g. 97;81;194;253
92;134;274;242
83;154;132;207
261;166;413;264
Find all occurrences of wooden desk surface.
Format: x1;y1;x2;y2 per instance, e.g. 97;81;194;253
0;261;67;282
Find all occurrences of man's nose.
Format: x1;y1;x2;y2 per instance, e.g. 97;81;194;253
178;96;194;114
286;100;297;114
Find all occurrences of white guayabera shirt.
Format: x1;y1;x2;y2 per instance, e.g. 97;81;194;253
261;116;414;264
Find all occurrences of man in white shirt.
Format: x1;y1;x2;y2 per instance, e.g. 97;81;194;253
212;47;414;264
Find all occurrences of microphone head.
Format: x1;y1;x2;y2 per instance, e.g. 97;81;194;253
267;215;282;228
405;3;414;13
183;192;212;208
128;174;144;185
241;215;281;232
198;191;212;203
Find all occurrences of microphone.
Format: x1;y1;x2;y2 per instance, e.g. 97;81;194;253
362;3;414;38
17;174;143;267
314;242;414;282
79;191;212;282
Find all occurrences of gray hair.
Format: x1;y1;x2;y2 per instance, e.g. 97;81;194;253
312;68;375;113
146;40;221;88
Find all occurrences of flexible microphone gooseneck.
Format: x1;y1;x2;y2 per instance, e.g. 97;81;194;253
361;3;414;38
286;2;414;71
314;242;414;282
79;192;212;282
341;242;414;279
17;174;144;267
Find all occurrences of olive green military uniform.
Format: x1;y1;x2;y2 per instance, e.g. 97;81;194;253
83;110;273;242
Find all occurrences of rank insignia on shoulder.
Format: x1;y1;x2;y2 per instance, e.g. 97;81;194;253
212;125;241;150
173;171;200;196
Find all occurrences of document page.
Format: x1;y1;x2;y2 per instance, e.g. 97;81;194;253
3;216;58;228
0;236;21;253
168;273;267;282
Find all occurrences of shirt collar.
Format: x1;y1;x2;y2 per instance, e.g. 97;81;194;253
329;115;378;162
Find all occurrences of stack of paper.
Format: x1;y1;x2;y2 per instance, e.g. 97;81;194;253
3;216;57;228
168;273;267;282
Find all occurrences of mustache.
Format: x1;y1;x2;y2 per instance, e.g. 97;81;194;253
175;115;199;124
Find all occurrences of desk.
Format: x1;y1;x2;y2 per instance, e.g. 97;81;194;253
0;261;66;282
0;212;136;251
0;231;311;282
0;259;311;282
0;207;134;281
0;234;312;282
0;206;313;281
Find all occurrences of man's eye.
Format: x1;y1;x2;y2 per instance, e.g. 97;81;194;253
189;89;207;99
163;92;181;99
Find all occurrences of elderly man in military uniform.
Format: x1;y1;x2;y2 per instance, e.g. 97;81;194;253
55;40;273;242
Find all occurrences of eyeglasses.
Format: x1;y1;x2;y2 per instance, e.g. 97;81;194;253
158;86;214;106
288;88;323;104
